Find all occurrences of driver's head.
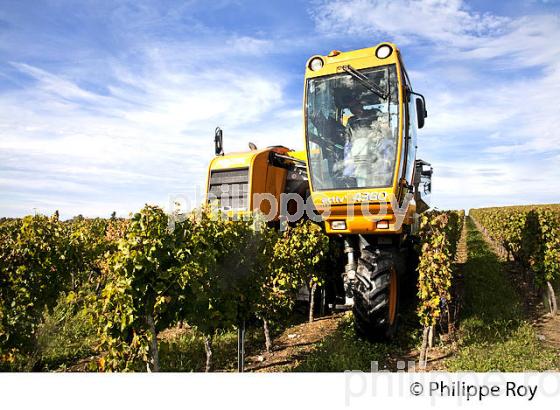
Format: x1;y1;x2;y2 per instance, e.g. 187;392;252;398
348;100;364;115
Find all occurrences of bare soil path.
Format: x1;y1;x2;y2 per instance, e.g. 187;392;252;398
245;313;346;372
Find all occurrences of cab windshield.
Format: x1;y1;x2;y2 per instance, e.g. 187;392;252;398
306;64;399;191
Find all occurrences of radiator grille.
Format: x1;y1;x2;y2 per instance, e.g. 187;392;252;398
208;168;250;210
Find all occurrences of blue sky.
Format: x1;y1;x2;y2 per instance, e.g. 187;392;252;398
0;0;559;218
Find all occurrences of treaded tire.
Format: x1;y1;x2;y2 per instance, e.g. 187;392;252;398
352;248;399;341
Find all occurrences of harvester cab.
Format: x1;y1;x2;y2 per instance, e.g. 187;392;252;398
304;43;430;234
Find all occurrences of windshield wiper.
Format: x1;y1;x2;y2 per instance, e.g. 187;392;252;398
339;65;388;100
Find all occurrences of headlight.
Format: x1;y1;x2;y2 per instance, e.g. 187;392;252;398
376;220;390;229
331;220;347;230
308;57;324;71
375;44;393;59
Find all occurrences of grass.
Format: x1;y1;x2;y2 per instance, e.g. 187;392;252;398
292;314;392;371
159;311;311;372
293;305;421;372
159;324;266;372
445;217;559;371
3;294;99;372
36;306;97;371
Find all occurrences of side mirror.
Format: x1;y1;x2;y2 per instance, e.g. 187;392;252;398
415;97;427;129
214;127;224;156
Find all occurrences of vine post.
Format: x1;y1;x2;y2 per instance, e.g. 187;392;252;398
237;320;246;372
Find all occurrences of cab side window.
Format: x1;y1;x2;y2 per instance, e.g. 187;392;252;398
405;85;418;184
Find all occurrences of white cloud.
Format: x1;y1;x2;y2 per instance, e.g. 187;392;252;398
432;153;560;211
454;15;560;68
0;40;301;217
312;0;508;47
312;0;560;67
226;36;274;55
10;63;108;102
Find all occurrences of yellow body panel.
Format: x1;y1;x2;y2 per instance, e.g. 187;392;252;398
208;151;255;171
206;147;289;218
305;43;400;79
286;150;307;162
323;199;416;234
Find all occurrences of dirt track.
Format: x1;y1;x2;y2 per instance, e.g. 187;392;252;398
245;313;346;372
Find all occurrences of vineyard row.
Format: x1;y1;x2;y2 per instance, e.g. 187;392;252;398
469;205;560;315
1;206;465;371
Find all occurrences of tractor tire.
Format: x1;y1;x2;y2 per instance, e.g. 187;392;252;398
352;248;399;341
